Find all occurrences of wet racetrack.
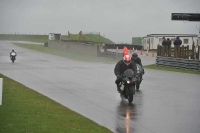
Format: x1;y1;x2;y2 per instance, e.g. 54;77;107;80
1;41;200;133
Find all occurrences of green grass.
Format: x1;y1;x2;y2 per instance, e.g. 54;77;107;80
0;34;48;43
62;34;114;44
14;43;117;63
144;64;200;75
0;74;112;133
0;34;114;44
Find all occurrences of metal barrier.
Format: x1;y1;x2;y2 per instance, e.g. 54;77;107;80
156;56;200;70
106;50;123;60
105;44;143;50
61;39;93;44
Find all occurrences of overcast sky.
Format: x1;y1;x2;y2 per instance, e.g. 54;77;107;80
0;0;200;43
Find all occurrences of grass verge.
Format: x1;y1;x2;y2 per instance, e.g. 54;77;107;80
144;64;200;75
0;34;114;44
60;34;114;44
14;43;117;63
0;34;48;43
0;74;112;133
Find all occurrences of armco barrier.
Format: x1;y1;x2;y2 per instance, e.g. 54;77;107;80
156;56;200;70
105;44;143;50
106;50;123;60
48;40;98;56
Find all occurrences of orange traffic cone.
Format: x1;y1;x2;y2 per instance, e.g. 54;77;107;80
146;50;149;56
152;50;154;57
140;49;143;55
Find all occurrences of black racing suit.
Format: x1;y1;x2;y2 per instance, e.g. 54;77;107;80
114;60;137;85
131;57;144;74
131;57;142;67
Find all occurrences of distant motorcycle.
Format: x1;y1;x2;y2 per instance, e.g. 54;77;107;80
135;64;144;90
10;52;16;63
119;69;137;103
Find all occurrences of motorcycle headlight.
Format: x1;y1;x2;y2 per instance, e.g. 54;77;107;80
127;80;130;84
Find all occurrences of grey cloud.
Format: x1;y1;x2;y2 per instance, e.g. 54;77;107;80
0;0;200;43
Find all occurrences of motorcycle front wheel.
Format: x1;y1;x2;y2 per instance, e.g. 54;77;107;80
127;86;134;103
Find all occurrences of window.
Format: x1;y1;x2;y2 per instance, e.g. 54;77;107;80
151;38;153;44
147;38;150;44
171;38;175;41
171;38;175;44
184;39;188;44
159;38;163;43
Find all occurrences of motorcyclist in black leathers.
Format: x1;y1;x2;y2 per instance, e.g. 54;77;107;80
114;55;137;93
131;53;144;74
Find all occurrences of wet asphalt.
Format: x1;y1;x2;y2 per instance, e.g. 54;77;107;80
0;41;200;133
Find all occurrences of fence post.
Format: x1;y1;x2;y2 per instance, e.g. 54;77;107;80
191;43;195;59
181;45;184;58
161;45;165;56
174;45;177;58
173;46;175;58
0;78;2;105
177;45;181;58
186;45;189;59
184;46;187;59
169;45;171;57
198;46;200;60
157;44;160;56
166;45;168;57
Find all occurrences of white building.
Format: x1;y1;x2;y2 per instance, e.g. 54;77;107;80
142;34;198;50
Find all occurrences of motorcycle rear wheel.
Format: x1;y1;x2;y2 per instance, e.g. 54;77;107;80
136;84;140;90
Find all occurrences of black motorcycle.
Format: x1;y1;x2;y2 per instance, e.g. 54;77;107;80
119;69;137;103
10;52;16;63
135;64;144;90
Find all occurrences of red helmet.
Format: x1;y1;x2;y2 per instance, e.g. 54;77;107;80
123;55;131;65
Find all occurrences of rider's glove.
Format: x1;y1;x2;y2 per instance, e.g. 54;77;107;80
117;75;121;79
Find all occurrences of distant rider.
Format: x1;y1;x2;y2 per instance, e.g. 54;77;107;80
114;55;137;93
10;48;17;58
131;53;144;74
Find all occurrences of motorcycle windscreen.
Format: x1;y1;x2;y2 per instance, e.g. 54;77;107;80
124;69;135;78
11;52;16;56
136;64;143;73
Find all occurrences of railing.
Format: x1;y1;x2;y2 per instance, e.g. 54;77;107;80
61;39;93;44
105;44;143;50
157;44;199;60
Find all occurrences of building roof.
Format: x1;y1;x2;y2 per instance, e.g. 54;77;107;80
49;33;61;35
144;34;198;38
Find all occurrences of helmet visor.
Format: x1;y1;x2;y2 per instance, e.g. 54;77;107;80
124;60;131;65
